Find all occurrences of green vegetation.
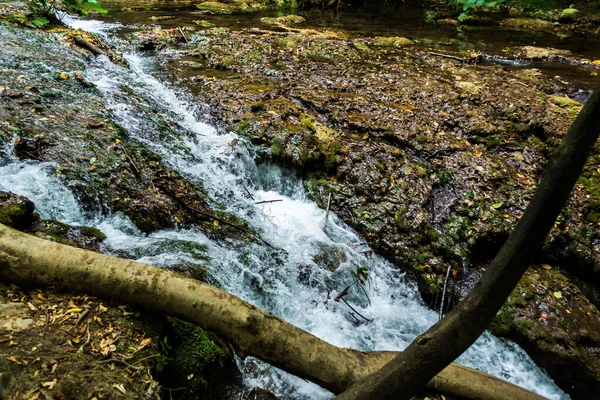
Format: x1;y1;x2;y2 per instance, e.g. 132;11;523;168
5;0;107;28
452;0;570;20
0;205;27;227
160;318;232;393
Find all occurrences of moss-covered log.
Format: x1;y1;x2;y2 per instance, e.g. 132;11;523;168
0;223;544;400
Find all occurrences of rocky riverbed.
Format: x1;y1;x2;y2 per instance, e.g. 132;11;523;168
1;1;600;398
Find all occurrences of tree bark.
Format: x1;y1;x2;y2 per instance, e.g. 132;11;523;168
0;223;544;400
334;87;600;399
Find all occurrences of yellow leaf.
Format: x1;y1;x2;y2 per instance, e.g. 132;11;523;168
7;356;28;365
213;220;219;227
59;73;69;80
37;293;46;301
113;383;127;395
174;216;181;224
593;60;600;65
542;264;552;270
187;373;194;380
98;303;108;312
66;307;83;314
42;379;57;390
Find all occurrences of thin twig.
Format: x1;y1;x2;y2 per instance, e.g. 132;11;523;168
325;192;332;222
77;324;91;354
131;353;161;366
243;186;254;200
255;199;283;205
184;204;275;248
439;266;452;321
340;298;373;322
42;305;50;337
75;309;90;327
428;51;464;62
99;358;140;370
177;27;189;43
118;143;141;177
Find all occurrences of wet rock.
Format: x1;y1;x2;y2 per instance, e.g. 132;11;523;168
0;302;34;332
519;46;572;59
312;243;347;272
248;386;278;399
196;2;236;14
261;15;306;26
194;19;216;28
491;265;600;399
373;36;415;47
29;219;107;252
559;8;580;23
0;191;37;229
436;18;459;26
352;40;372;52
499;18;555;30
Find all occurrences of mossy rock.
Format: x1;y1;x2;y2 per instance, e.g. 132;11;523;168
352;41;372;53
500;18;554;30
0;191;37;229
261;15;305;26
160;317;233;394
193;19;216;28
551;95;582;110
196;2;236;14
373;36;415;48
559;8;580;23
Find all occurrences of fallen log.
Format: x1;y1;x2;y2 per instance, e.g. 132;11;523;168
72;36;106;56
0;223;545;400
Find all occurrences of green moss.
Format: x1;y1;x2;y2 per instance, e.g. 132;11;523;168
373;36;415;47
492;306;515;335
0;205;26;227
79;226;107;241
270;136;285;157
301;118;317;133
585;213;599;224
484;136;501;148
161;318;232;393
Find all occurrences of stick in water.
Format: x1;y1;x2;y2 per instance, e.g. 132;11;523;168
325;192;332;222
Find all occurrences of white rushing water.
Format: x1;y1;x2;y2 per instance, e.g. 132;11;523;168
0;16;570;399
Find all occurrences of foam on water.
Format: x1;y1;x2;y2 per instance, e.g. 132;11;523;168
0;17;570;399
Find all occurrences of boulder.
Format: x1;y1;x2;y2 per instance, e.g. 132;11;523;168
520;45;572;59
260;15;305;26
373;36;415;47
559;8;580;23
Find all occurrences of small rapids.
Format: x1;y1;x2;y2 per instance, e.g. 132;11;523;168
0;16;570;400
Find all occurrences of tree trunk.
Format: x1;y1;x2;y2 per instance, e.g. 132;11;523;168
0;223;544;400
334;87;600;399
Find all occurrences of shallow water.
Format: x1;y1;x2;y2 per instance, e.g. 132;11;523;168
0;12;572;398
92;0;600;88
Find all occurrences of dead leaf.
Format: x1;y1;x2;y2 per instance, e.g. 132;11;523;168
41;379;57;390
7;356;28;365
113;383;127;395
66;307;83;314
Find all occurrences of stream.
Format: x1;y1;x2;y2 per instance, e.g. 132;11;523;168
0;8;578;400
